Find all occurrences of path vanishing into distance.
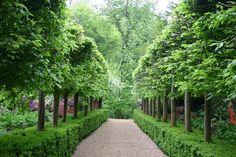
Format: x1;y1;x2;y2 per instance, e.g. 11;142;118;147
72;119;167;157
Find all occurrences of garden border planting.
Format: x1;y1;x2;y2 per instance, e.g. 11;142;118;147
133;109;236;157
0;109;108;157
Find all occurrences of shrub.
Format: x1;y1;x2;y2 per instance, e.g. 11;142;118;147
133;109;236;157
0;112;51;134
0;109;108;157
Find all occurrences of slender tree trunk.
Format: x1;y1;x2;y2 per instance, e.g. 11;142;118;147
53;86;60;126
78;96;83;111
93;99;96;110
93;98;95;110
156;96;161;120
148;99;152;116
151;98;153;116
146;98;148;114
204;92;211;142
90;97;93;111
152;98;156;117
163;89;168;122
94;99;97;110
141;99;143;110
143;99;146;113
185;90;192;132
62;90;68;122
99;98;103;109
171;83;177;127
38;91;45;131
149;98;152;115
84;99;89;116
73;92;79;118
143;99;145;112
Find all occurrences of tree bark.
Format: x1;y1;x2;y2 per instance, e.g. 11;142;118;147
144;99;146;113
204;92;211;142
149;98;152;116
78;96;83;111
93;99;96;110
73;92;79;118
84;99;89;116
146;98;148;114
156;96;161;120
163;89;168;122
62;90;68;122
53;86;60;126
149;98;152;115
152;98;155;116
185;90;192;132
38;91;45;131
171;83;177;127
141;99;143;110
90;97;93;111
99;98;103;109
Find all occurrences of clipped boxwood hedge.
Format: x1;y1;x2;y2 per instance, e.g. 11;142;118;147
133;109;236;157
0;109;108;157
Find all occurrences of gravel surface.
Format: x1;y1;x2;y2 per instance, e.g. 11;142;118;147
72;119;168;157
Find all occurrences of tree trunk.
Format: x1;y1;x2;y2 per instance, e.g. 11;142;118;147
144;99;146;113
90;97;93;111
99;98;103;109
171;83;177;127
62;90;68;122
204;92;211;142
156;96;161;120
78;96;83;111
148;99;152;116
145;99;147;113
84;105;88;116
38;91;45;131
53;86;60;126
185;90;192;132
141;99;143;110
73;92;79;118
149;98;152;115
163;89;168;122
152;98;156;117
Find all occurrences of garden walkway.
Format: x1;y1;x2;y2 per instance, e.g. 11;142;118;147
72;119;167;157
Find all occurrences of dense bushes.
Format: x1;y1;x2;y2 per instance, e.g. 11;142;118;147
133;110;236;157
0;112;52;135
0;109;108;157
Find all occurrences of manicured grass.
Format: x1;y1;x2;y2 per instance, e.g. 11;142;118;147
0;109;108;157
133;109;236;157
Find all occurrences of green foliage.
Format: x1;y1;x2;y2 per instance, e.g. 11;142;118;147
0;109;108;157
97;0;167;118
0;0;109;111
133;110;236;157
0;0;75;92
133;1;236;99
0;112;51;135
70;3;122;62
70;36;109;98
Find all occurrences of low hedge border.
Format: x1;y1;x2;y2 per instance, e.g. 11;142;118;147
133;109;236;157
0;109;108;157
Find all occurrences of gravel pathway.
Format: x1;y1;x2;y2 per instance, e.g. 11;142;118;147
72;119;168;157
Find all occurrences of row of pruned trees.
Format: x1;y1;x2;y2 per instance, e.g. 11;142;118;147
133;0;236;142
0;0;108;131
